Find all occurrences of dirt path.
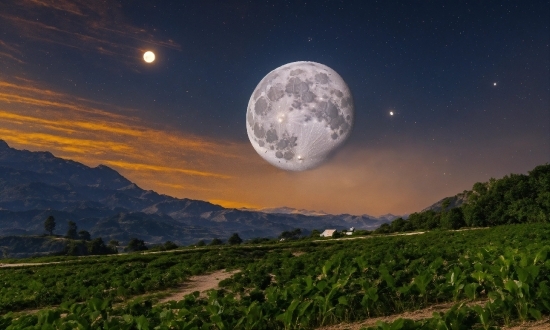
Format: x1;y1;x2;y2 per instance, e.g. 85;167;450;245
318;299;548;330
314;227;488;243
502;318;550;329
157;269;239;304
317;302;456;330
0;261;65;268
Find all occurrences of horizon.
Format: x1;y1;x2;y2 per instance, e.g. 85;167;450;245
0;1;548;216
2;138;546;219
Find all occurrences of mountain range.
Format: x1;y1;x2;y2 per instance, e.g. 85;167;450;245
0;140;396;246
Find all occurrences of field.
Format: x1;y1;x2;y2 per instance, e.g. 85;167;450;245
1;223;550;329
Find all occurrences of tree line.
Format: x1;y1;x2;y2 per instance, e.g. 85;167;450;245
375;163;550;234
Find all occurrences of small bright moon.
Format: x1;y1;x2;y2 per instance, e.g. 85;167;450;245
389;111;394;116
143;51;155;63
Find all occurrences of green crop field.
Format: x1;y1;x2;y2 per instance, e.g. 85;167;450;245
1;223;549;329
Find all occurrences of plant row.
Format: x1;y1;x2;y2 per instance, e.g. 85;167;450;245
1;223;549;329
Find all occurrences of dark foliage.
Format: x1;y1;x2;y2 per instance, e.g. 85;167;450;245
44;216;56;236
163;241;178;250
78;230;91;241
381;164;550;233
209;238;223;246
228;233;243;245
125;238;148;252
279;228;302;240
65;221;78;239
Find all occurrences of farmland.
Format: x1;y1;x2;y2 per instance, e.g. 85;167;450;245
1;223;549;329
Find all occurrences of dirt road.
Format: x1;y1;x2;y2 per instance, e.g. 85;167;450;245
157;269;239;304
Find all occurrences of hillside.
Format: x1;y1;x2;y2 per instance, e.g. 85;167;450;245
0;236;68;259
377;163;550;233
0;140;391;247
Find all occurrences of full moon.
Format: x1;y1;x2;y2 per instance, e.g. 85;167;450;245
246;61;354;171
143;51;155;63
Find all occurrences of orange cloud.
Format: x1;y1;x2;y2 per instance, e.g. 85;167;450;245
0;111;143;137
0;91;133;120
105;161;232;179
0;78;243;192
0;128;133;154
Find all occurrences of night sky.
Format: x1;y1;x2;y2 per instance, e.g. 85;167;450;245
0;0;548;216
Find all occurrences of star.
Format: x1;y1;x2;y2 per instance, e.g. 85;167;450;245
389;111;394;116
493;82;497;86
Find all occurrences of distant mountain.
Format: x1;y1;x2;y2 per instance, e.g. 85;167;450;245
421;193;468;213
249;206;329;216
248;206;402;223
0;140;392;249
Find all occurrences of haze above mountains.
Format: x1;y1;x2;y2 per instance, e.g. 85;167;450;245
0;140;399;245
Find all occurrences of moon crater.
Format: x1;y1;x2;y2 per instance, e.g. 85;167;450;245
246;61;354;171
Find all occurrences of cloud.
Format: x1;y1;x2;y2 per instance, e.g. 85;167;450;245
0;78;243;187
105;161;232;179
0;81;136;120
0;128;133;154
0;0;180;67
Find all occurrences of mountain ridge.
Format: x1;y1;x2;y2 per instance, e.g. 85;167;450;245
0;140;392;248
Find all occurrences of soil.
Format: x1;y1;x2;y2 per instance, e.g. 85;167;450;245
157;269;239;304
503;318;550;329
317;300;549;330
317;300;485;330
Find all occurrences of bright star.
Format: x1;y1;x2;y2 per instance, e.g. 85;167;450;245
389;111;394;116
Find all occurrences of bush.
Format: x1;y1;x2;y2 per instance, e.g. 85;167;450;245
210;238;223;246
228;233;243;245
163;241;178;250
125;238;148;252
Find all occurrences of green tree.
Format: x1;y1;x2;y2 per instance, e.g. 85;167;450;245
196;240;206;247
78;230;91;241
332;230;344;238
209;238;223;246
279;228;302;240
441;208;466;230
66;221;78;239
125;238;148;252
44;215;56;236
390;218;407;232
163;241;178;250
375;223;391;234
441;198;451;211
108;240;119;247
65;241;87;256
88;238;115;255
310;229;321;237
228;233;243;245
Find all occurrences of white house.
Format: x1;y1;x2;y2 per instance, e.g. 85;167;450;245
345;227;355;236
320;229;336;237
